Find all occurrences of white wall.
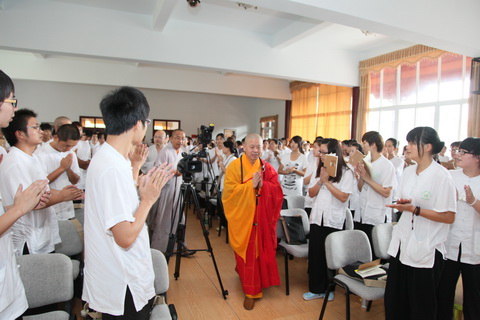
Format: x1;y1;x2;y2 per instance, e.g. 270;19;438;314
13;79;286;142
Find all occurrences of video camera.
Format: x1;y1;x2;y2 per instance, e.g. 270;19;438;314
177;124;215;181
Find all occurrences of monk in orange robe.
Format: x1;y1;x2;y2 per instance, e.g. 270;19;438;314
222;133;284;310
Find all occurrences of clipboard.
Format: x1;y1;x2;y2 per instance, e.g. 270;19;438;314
323;154;338;177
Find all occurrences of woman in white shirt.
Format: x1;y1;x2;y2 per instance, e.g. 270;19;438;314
303;138;322;216
303;138;353;301
385;127;456;320
278;135;307;196
385;138;404;183
436;137;480;320
217;140;238;192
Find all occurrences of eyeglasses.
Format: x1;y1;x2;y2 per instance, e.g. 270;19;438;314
457;149;474;156
26;124;41;130
145;119;152;126
3;98;18;108
319;151;328;155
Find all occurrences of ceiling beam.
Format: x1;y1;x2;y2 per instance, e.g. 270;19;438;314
152;0;178;32
272;19;333;49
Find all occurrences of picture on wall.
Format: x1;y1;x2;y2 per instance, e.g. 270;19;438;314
224;129;236;138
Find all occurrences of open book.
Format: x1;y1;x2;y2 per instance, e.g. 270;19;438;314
323;154;338;177
355;259;386;278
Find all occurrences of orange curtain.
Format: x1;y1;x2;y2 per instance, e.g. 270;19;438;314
468;58;480;137
316;84;352;140
290;83;319;141
290;82;352;142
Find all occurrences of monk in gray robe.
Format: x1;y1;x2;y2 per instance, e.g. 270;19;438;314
150;129;185;252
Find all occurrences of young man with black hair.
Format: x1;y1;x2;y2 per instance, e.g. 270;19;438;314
40;122;53;144
82;86;173;319
354;131;397;252
37;123;81;220
0;109;84;255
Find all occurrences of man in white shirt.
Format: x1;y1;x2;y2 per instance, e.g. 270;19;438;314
82;86;173;319
142;130;167;174
354;131;397;255
0;70;49;320
72;121;91;190
0;109;84;255
37;124;81;220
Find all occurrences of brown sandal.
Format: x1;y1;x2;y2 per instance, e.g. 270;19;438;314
243;297;255;310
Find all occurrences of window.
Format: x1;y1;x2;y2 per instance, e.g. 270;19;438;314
260;115;278;139
367;53;472;149
152;119;181;138
80;116;105;129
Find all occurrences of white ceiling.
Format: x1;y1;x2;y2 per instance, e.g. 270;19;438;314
0;0;479;99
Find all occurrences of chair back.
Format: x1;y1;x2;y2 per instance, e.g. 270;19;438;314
325;230;372;270
372;223;393;260
151;248;169;294
55;219;83;256
344;208;354;230
283;195;305;209
17;253;74;308
277;208;310;240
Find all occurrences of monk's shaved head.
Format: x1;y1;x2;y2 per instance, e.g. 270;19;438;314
244;133;262;164
244;133;262;145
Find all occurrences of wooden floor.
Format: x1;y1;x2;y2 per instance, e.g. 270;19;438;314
166;212;386;320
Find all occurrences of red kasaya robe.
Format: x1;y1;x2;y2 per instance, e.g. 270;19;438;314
222;155;284;297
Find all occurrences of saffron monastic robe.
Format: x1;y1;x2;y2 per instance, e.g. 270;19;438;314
222;155;283;296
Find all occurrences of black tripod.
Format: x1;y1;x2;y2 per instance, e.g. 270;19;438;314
164;175;228;300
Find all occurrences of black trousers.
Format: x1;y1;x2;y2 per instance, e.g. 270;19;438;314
102;287;154;320
436;256;480;320
308;224;339;293
385;250;444;320
353;221;377;259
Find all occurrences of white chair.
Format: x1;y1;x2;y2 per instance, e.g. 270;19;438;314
55;219;84;279
319;230;385;320
277;208;310;295
17;253;74;320
344;208;354;230
151;249;177;320
283;195;306;209
371;223;393;260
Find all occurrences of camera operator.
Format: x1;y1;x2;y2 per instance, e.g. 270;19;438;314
150;129;194;255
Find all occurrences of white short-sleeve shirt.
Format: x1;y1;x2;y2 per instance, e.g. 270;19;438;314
445;170;480;264
0;147;60;254
82;143;155;315
37;143;81;220
387;161;457;268
355;155;397;225
0;205;28;319
74;140;91;190
308;167;354;229
304;158;319;208
280;153;308;196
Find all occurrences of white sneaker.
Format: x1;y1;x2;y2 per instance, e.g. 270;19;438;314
303;292;335;301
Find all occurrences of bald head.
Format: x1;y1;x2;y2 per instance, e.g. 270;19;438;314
54;116;72;132
153;130;167;147
244;133;263;164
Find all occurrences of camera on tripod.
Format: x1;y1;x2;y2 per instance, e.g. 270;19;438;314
177;124;215;181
